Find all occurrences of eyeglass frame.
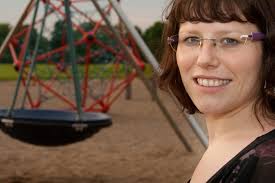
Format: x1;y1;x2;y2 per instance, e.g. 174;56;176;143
167;32;265;52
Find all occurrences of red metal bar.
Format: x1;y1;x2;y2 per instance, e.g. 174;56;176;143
21;75;41;108
33;38;84;62
28;76;76;109
81;42;92;107
18;27;32;64
84;72;136;112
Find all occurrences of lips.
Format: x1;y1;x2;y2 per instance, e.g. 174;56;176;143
194;76;232;87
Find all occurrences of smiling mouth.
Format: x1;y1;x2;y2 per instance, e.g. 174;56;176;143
195;78;231;87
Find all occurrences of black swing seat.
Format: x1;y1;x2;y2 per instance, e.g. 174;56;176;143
0;109;112;146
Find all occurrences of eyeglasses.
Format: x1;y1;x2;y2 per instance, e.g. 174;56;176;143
167;32;265;53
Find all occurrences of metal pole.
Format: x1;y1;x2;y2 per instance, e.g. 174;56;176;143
186;115;208;146
6;0;40;117
108;0;208;148
108;0;159;71
21;1;49;108
125;63;132;100
0;0;35;59
91;0;193;152
64;0;83;121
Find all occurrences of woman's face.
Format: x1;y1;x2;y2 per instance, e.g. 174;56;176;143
176;21;263;118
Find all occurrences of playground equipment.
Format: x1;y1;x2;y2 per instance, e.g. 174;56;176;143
0;109;111;146
0;0;208;149
107;0;208;147
0;0;112;146
0;0;144;112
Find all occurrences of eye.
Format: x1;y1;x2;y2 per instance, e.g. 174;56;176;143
220;38;240;47
181;36;201;46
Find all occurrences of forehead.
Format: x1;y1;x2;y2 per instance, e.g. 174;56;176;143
178;21;260;34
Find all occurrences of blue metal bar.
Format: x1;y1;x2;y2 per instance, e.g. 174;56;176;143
21;1;50;108
6;0;40;117
64;0;83;121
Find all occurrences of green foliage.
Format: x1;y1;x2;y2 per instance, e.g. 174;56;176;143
0;23;10;43
23;24;50;56
0;23;50;64
142;21;164;61
50;20;119;64
50;20;66;50
0;23;12;63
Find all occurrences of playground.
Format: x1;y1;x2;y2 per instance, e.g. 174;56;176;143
0;0;207;182
0;80;204;183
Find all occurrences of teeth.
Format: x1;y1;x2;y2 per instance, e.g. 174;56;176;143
197;78;230;87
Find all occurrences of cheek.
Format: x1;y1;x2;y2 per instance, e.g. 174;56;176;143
225;50;262;91
224;43;262;74
176;51;195;76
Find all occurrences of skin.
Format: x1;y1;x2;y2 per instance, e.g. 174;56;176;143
177;21;263;121
176;22;275;182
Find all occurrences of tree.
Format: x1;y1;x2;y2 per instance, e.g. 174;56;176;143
0;23;10;44
50;20;66;50
142;21;164;61
0;23;12;63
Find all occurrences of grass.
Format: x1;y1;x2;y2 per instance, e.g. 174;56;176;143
0;64;18;80
0;63;154;80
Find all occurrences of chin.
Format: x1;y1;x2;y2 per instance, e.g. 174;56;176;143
196;105;228;116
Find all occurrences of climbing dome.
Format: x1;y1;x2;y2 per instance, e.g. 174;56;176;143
0;0;148;146
6;0;145;112
0;0;202;151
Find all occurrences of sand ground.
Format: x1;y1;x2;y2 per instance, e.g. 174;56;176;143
0;79;206;183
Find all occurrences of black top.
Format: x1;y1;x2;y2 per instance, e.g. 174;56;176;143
188;129;275;183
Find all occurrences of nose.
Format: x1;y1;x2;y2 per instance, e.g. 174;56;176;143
196;40;219;69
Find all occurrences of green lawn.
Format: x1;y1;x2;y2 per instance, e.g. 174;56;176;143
0;63;154;80
0;64;18;80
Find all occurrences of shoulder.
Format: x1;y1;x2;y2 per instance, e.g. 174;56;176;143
249;137;275;183
219;134;275;183
208;131;275;183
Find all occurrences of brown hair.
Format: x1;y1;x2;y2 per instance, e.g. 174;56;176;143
158;0;275;119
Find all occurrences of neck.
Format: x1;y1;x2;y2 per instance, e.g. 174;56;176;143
205;102;268;146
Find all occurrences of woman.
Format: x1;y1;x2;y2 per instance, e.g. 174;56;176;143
159;0;275;182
